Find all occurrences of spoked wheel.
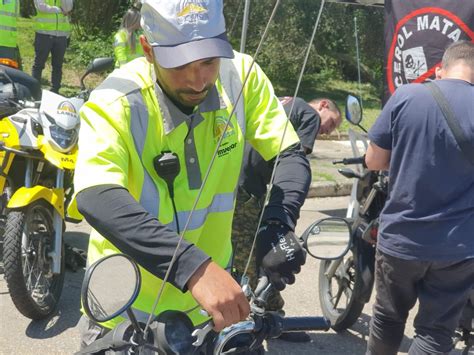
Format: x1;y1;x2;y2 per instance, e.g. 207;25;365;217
0;183;13;273
318;250;365;331
3;201;65;319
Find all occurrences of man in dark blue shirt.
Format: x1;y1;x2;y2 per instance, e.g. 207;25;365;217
365;41;474;355
232;96;341;342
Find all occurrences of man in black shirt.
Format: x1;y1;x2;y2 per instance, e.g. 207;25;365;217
232;96;341;342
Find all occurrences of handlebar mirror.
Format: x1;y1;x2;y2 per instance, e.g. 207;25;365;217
81;253;141;323
85;57;114;75
80;57;114;90
301;217;351;260
345;94;363;125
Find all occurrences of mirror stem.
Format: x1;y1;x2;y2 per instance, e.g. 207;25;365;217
357;124;368;133
126;309;144;336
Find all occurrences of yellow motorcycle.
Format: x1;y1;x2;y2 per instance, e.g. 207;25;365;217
0;58;113;319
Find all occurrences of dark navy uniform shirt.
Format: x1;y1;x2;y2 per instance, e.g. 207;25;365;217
369;79;474;261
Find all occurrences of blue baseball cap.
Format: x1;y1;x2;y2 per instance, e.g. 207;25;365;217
140;0;234;69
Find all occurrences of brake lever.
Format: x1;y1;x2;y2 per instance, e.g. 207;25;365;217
252;275;273;313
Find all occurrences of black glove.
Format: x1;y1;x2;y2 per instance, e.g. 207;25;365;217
256;220;306;291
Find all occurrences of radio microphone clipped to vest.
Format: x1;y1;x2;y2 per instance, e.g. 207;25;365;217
153;151;180;197
153;151;181;232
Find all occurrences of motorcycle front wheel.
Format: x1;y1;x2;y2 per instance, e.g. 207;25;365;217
318;250;365;331
3;201;65;319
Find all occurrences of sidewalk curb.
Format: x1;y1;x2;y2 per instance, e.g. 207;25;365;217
307;181;353;198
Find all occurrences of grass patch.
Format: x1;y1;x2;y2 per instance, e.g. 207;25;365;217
312;171;337;183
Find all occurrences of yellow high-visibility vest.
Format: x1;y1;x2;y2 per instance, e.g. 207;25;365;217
74;53;299;329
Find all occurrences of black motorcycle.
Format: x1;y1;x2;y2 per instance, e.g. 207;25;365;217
317;95;383;331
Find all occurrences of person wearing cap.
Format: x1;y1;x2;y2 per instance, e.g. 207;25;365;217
231;96;341;342
75;0;310;350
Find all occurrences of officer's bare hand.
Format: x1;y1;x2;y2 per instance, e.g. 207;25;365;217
187;260;250;332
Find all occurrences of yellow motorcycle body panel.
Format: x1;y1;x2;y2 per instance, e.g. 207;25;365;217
8;186;65;217
0;119;20;192
38;136;77;170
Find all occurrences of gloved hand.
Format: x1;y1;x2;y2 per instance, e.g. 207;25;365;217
256;220;306;291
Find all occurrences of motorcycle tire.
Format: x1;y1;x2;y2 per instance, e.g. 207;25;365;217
318;250;365;331
3;201;65;319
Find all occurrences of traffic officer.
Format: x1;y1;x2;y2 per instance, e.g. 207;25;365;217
32;0;72;93
75;0;310;348
232;96;342;342
0;0;20;68
113;7;144;68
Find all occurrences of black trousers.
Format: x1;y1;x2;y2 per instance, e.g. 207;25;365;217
32;33;67;93
367;249;474;355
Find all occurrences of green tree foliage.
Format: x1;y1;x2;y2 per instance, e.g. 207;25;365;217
72;0;131;37
69;0;137;66
20;0;36;18
224;0;384;93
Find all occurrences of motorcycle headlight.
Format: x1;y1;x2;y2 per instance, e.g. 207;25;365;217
49;124;78;150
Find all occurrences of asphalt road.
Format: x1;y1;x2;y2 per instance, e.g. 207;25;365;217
0;196;471;354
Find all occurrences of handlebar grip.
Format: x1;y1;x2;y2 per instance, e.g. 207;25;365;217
280;316;330;332
333;156;366;165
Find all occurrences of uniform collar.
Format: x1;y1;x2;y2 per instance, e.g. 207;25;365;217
152;67;226;134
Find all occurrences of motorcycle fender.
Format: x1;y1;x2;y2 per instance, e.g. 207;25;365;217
354;237;376;302
7;186;65;217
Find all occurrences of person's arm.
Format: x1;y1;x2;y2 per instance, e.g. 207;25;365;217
242;58;310;230
76;184;210;291
77;184;249;331
286;97;320;155
262;143;311;230
34;0;62;14
366;88;399;171
365;142;391;170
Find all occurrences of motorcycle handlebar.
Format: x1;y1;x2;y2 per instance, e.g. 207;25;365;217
213;314;330;354
333;156;366;165
280;316;330;332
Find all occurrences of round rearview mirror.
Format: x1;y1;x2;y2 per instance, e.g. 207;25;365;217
81;254;141;323
345;95;362;125
302;217;351;260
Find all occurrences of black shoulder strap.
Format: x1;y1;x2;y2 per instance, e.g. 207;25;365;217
425;81;474;166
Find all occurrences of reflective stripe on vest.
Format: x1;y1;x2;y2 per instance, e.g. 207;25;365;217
166;192;234;232
0;2;18;48
127;91;160;218
219;58;245;136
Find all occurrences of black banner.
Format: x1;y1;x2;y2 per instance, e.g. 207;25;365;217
383;0;474;102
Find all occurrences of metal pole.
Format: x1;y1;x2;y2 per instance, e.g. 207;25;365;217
240;0;251;53
354;16;363;109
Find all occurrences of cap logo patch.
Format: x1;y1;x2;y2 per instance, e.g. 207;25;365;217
177;1;208;25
